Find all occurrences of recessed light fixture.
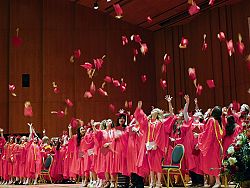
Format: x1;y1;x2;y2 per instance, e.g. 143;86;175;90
93;1;99;10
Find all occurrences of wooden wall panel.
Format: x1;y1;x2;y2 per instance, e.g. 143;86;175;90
43;0;75;136
1;0;155;137
9;0;43;134
0;0;9;133
154;0;250;113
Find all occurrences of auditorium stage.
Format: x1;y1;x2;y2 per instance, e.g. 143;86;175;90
0;183;235;187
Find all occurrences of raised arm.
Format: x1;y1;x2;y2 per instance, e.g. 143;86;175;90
68;124;73;139
183;95;190;122
28;123;33;140
165;95;174;116
194;98;199;111
134;101;147;127
0;128;4;138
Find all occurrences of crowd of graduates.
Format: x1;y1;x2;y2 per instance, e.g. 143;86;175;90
0;95;249;188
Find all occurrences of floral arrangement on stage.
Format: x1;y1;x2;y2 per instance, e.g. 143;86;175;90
222;127;250;185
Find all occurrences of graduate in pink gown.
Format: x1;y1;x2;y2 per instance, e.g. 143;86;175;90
111;111;129;188
25;123;42;185
183;97;205;187
68;123;86;183
7;136;15;184
126;118;145;188
198;106;223;188
81;126;96;187
0;129;6;183
134;101;166;188
93;119;115;188
12;137;21;183
222;115;241;157
18;136;28;184
2;142;9;183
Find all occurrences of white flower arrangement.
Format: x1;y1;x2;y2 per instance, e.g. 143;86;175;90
228;157;237;166
227;146;235;155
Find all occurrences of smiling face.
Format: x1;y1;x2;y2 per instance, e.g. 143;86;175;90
80;126;86;136
106;119;113;129
118;116;126;125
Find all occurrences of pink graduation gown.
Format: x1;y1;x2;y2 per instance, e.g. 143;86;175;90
134;108;166;174
0;137;6;178
110;126;129;175
198;118;223;177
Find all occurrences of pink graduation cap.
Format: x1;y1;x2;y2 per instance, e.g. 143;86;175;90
237;33;245;55
209;0;215;5
161;64;167;73
133;48;138;62
24;101;33;117
109;104;115;112
179;37;188;48
120;80;127;93
160;79;167;90
206;79;215;88
81;62;93;70
74;49;81;59
9;84;17;96
98;88;108;96
65;99;73;107
188;1;200;16
113;79;120;87
163;53;171;65
226;40;235;56
12;28;22;47
113;4;123;19
70;118;78;128
202;34;208;51
51;110;65;118
93;58;104;70
104;75;112;83
90;81;96;94
188;68;196;81
217;32;226;41
196;84;203;95
84;91;93;98
140;43;148;55
147;16;153;23
131;34;142;43
52;82;60;94
141;74;147;83
122;35;128;46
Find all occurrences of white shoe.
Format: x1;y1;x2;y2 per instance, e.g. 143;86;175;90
149;183;155;188
82;180;88;187
212;183;221;188
110;182;115;188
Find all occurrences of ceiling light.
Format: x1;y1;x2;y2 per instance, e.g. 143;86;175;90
93;1;99;10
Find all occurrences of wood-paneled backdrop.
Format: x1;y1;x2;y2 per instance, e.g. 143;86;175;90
0;0;155;137
1;0;250;137
154;0;250;113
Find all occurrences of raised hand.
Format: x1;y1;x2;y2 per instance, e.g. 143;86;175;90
165;95;172;102
184;95;190;104
68;124;72;129
27;123;33;127
194;98;198;104
0;128;3;133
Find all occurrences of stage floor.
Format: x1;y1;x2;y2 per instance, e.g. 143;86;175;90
0;183;235;188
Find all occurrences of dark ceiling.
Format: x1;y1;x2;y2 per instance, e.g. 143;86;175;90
74;0;241;31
